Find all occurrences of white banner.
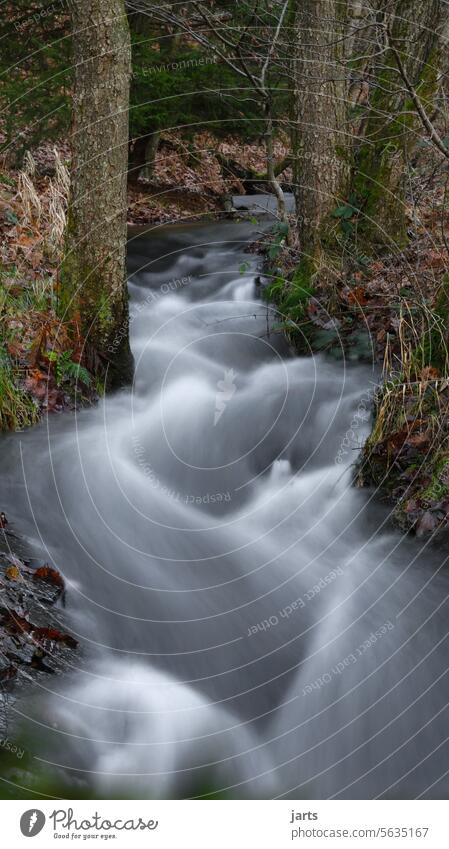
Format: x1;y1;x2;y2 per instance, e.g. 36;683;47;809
1;800;446;848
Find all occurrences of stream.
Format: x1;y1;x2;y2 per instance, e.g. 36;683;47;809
2;219;449;799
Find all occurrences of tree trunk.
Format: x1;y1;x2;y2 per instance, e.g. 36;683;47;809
293;0;350;277
353;0;447;250
140;131;161;181
61;0;132;385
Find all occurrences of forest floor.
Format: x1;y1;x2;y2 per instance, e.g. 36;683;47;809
127;130;290;223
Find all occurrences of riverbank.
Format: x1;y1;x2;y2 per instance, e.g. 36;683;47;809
260;140;449;537
0;514;79;744
0;146;97;429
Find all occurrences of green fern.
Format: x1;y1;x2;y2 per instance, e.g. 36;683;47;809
47;350;91;387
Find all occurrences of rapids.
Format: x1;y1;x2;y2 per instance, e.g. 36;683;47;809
2;220;449;798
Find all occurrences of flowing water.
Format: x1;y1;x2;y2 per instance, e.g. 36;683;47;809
2;220;449;799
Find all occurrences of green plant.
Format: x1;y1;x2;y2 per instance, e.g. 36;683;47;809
332;194;361;237
0;348;38;431
267;221;289;260
46;350;91;387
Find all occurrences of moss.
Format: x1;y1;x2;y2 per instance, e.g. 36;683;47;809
353;34;440;252
97;291;114;334
353;150;407;250
59;253;133;387
58;212;114;340
418;449;449;502
264;259;315;320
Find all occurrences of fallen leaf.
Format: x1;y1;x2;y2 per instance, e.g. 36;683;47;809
24;373;47;400
420;366;439;381
346;286;369;306
17;234;36;248
32;627;78;649
5;565;21;581
427;250;446;269
33;565;64;589
407;431;430;449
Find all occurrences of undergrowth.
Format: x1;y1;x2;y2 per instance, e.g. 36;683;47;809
360;287;449;535
0;347;38;430
260;210;449;535
0;150;95;432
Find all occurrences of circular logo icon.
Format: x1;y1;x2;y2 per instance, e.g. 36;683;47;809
20;810;46;837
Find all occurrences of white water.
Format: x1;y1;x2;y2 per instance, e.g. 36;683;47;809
3;220;449;798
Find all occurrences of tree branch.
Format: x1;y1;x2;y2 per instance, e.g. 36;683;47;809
385;23;449;161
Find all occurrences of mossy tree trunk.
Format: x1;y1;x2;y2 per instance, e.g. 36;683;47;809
293;0;350;279
61;0;132;385
353;0;447;251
